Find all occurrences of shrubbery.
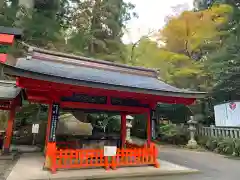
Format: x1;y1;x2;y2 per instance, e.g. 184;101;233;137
197;136;240;156
157;124;240;157
158;124;189;145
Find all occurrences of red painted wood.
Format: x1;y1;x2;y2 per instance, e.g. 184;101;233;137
121;113;127;147
0;107;10;110
17;77;196;105
0;54;7;63
3;107;16;152
53;142;159;172
27;95;51;102
0;34;14;45
60;101;149;113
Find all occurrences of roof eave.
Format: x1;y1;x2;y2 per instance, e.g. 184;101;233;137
0;26;23;39
3;64;207;99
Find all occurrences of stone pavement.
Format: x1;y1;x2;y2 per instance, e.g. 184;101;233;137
0;159;16;180
6;153;198;180
159;146;240;180
130;137;240;180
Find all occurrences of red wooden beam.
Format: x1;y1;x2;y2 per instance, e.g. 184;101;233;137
0;107;11;110
27;95;51;103
60;101;149;114
17;77;196;105
0;34;14;45
17;77;149;99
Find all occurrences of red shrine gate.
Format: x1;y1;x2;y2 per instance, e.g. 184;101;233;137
0;27;206;173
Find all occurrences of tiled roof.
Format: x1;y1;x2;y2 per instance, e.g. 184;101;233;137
0;26;23;39
2;45;206;98
0;80;22;100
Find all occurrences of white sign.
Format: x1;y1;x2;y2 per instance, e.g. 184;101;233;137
104;146;117;156
32;124;39;134
214;101;240;127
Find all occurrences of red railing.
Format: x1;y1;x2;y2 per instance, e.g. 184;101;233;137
54;149;109;170
50;142;159;173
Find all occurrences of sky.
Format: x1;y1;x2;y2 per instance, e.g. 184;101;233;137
122;0;194;44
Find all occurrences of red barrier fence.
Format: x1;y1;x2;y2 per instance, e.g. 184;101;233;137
50;142;159;173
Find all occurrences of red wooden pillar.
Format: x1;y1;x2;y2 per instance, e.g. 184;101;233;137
44;103;59;173
3;107;16;153
147;110;151;146
121;113;127;148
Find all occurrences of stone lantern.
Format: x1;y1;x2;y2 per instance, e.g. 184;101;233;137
126;115;134;142
186;116;198;149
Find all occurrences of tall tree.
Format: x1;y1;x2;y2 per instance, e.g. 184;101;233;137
158;4;232;61
195;0;240;103
68;0;136;62
128;38;207;90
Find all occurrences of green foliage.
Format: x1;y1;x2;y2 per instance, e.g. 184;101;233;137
67;0;136;62
131;114;147;139
15;102;48;128
1;0;136;63
156;104;192;124
216;138;235;154
205;7;240;103
205;137;221;151
0;111;9;129
158;124;188;145
193;0;240;104
196;135;208;146
106;115;121;133
198;136;240;156
88;113;120;133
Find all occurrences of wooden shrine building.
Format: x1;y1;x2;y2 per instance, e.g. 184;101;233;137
0;27;23;153
0;27;206;173
0;80;22;153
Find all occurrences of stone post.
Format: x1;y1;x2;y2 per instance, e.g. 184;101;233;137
187;116;198;149
126;115;133;142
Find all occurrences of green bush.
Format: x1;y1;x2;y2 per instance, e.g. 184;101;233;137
158;124;188;145
233;139;240;156
196;135;208;146
216;138;234;155
205;137;221;151
197;136;240;157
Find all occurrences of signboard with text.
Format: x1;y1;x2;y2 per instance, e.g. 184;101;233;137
48;103;60;142
151;110;157;140
104;146;117;156
32;124;39;134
